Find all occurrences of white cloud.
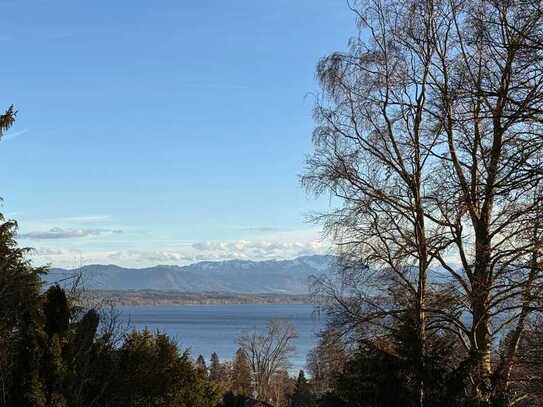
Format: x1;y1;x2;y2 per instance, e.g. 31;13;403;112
20;227;122;240
191;239;329;260
21;220;330;268
27;238;331;268
32;247;75;256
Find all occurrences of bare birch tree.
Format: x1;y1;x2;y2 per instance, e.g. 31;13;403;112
303;0;543;405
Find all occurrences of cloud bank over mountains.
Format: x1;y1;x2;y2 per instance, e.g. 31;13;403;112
190;239;327;259
15;214;330;268
30;238;330;268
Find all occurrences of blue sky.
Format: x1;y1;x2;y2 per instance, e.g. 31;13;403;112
0;0;355;267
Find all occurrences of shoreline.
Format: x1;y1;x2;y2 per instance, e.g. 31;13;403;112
84;289;314;306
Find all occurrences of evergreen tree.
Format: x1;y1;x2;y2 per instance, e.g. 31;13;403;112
9;306;46;407
43;285;70;337
231;348;252;396
0;217;47;407
71;324;118;407
41;285;71;407
44;335;67;407
196;354;208;378
209;352;222;382
113;330;217;407
290;370;314;407
70;308;99;361
65;308;101;407
0;218;45;334
220;391;248;407
319;344;414;407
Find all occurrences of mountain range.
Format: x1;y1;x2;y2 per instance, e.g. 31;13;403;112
45;255;336;294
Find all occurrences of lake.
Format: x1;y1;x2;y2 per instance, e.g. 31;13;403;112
118;304;324;373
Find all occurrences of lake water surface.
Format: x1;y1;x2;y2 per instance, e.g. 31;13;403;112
118;304;324;372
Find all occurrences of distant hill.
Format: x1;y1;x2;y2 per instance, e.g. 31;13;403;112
81;290;314;306
45;255;337;294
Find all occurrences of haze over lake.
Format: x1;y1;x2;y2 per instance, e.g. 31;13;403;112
119;304;324;372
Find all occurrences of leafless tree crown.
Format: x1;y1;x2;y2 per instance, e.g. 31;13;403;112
303;0;543;405
238;320;297;401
